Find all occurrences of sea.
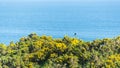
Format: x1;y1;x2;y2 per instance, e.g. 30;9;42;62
0;1;120;45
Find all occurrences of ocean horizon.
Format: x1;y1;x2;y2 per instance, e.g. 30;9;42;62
0;1;120;44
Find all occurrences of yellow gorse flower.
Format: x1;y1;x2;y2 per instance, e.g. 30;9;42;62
37;52;44;59
28;62;34;68
29;54;34;59
106;65;111;68
56;43;67;52
105;54;120;67
71;39;79;45
50;53;57;58
34;41;43;46
108;54;120;61
106;60;113;64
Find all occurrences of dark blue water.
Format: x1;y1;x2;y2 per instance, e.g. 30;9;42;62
0;1;120;44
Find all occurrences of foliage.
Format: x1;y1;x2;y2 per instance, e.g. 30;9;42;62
1;33;120;68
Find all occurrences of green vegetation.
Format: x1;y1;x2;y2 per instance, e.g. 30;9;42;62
1;33;120;68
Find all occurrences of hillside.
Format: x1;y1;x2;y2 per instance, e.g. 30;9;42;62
0;33;120;68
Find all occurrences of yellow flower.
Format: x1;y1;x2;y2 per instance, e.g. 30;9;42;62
106;65;110;68
50;53;57;58
28;62;34;68
29;54;34;58
56;43;67;52
106;60;113;64
37;52;44;59
8;49;14;53
49;41;56;48
71;39;79;45
34;41;43;46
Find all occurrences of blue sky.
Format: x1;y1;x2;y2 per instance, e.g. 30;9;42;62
0;0;119;6
0;0;119;3
0;0;119;8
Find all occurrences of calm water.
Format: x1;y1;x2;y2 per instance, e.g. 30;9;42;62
0;2;120;44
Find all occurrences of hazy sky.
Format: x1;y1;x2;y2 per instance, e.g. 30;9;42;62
0;0;119;3
0;0;119;6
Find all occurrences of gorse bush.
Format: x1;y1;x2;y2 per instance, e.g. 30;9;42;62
0;33;120;68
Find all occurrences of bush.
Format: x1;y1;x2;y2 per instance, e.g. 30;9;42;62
0;33;120;68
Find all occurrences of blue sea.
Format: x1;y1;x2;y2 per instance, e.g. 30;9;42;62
0;1;120;44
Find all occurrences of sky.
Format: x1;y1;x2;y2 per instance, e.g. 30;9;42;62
0;0;119;3
0;0;119;7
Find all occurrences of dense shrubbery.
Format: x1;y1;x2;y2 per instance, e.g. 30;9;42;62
1;33;120;68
